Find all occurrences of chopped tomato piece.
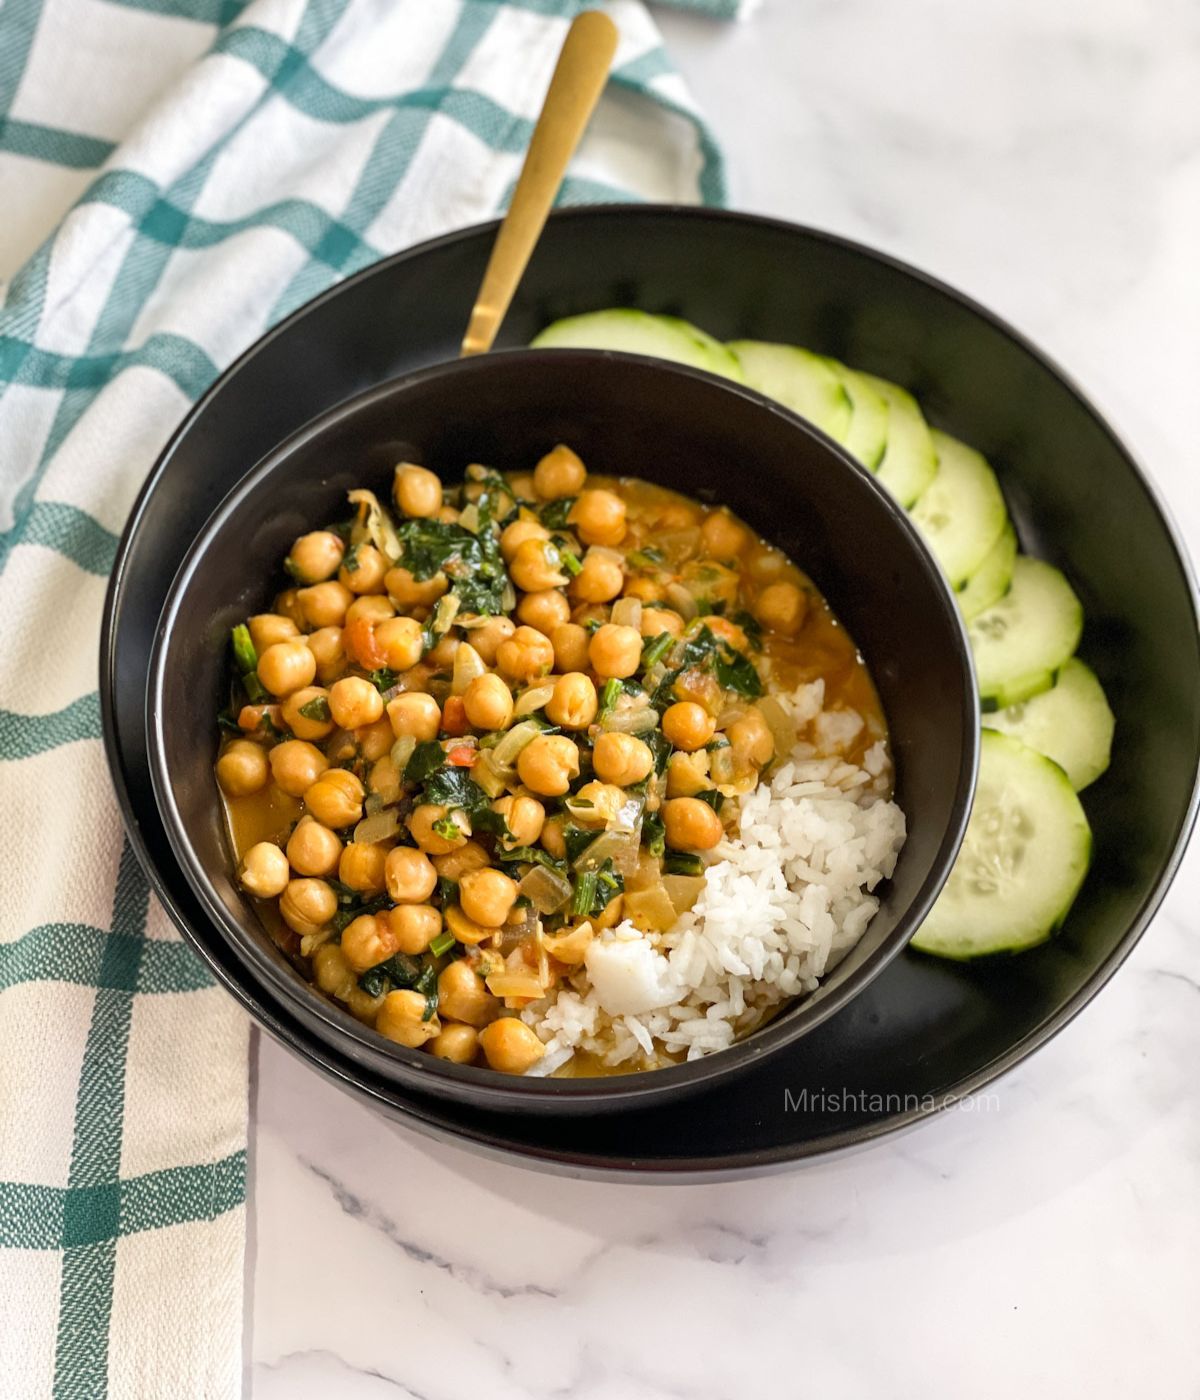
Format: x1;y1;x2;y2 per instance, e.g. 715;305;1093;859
344;616;385;670
447;745;476;766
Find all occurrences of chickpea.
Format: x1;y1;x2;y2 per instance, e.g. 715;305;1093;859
385;565;448;609
328;676;384;730
304;767;364;828
384;845;438;903
500;517;549;562
268;739;328;797
287;530;345;584
701;509;751;558
238;841;290;898
281;685;334;741
393;462;443;518
432;840;491;880
338;841;388;894
339;913;396;973
216;739;269;797
274;588;307;629
383;903;442;956
493;795;545;851
510;537;569;592
467;614;515;665
640;607;684;640
544;672;597;731
516;588;571;635
430;1024;479;1064
437;960;499;1027
662;701;716;752
387;691;441;742
588;623;642;679
571;781;626;826
624;575;665;604
568;489;626;547
248;613;299;653
344;593;395;628
705;615;749;652
593;892;624;930
279;877;337;937
655;501;699;530
666;749;710;798
728;709;774;768
517;733;579;797
426;634;460;670
479;1018;545;1074
346;986;386;1024
337;542;386;595
356;716;394;763
593;732;654;786
298;580;354;629
551;622;590;673
306;626;346;684
368;754;401;804
533;443;586;499
663;796;724;852
459;868;519;928
496;626;554;684
377;989;440;1048
463;672;514;731
539;814;568;861
755;580;808;635
312;942;355;999
286;816;343;878
257;639;317;698
408;803;470;855
374;616;423;671
443;905;495;948
570;552;624;604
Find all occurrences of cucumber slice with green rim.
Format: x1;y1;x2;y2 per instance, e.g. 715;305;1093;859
968;556;1083;702
531;310;745;382
727;341;853;443
911;431;1008;586
911;731;1092;959
823;359;888;470
957;520;1017;621
858;374;938;507
984;659;1115;791
991;669;1054;709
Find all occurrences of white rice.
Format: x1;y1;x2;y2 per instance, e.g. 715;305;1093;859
520;681;907;1070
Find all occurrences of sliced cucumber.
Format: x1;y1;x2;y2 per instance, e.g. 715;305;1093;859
968;556;1083;703
957;520;1017;621
858;374;938;507
984;658;1115;791
911;431;1008;587
823;360;889;470
726;341;853;443
912;731;1092;959
532;310;744;382
992;669;1054;709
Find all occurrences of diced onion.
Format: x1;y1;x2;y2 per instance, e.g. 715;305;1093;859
623;885;677;934
451;642;486;695
758;694;798;766
492;719;543;768
518;864;572;915
347;488;402;562
599;705;659;735
390;735;417;773
709;744;737;785
717;704;747;728
662;873;705;913
610;596;643;630
354;808;402;844
655;526;703;566
486;972;547;1000
429;593;461;637
666;582;698;620
458;503;481;534
473;751;509;798
573;825;641;878
514;683;555;717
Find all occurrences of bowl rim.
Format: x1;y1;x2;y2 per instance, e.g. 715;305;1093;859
145;344;980;1110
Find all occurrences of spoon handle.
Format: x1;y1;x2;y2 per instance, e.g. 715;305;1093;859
461;10;619;357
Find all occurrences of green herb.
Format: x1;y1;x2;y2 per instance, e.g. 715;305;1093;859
341;541;361;574
627;546;664;568
642;811;666;857
643;728;671;776
538;496;576;530
705;735;731;751
255;708;282;739
333;892;390;936
572;858;624;917
560;548;583;577
498;846;568;874
562;824;598;865
437;876;459;906
395;515;508;616
664;851;705;877
298;695;331;723
422;984;439;1022
358;950;431;999
369;668;399;693
432;815;463;843
731;609;764;649
422;765;509;836
714;646;763;699
216;712;241;734
405;740;446;784
597;677;622;721
640;631;673;669
570;869;598;917
695;788;725;813
429;931;455;958
230;624;258;674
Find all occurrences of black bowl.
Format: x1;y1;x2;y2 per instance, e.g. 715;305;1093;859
103;206;1199;1173
146;349;977;1114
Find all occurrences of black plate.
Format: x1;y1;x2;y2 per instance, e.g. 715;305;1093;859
102;206;1200;1178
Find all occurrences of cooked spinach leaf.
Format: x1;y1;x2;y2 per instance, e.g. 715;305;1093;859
395;515;508;615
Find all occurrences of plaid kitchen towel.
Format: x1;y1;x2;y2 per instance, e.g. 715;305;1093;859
0;1;726;1395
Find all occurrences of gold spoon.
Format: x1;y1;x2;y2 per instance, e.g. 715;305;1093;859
460;10;619;357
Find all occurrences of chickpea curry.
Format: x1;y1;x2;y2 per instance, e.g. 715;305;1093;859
215;445;887;1076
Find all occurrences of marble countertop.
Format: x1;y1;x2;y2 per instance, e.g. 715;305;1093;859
248;4;1200;1396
